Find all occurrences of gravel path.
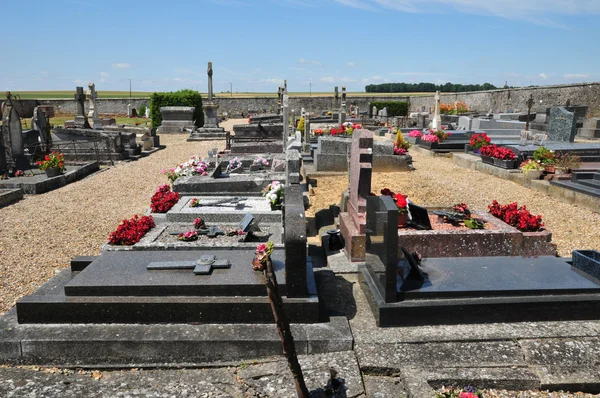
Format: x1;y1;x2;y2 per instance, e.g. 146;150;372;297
0;118;245;314
309;149;600;257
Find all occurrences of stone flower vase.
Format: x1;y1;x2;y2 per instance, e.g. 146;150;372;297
398;212;408;228
45;168;63;178
544;165;555;174
523;169;543;180
472;147;481;155
270;202;282;211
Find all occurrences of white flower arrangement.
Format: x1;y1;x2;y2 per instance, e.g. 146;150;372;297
262;180;283;206
253;157;269;169
226;157;243;173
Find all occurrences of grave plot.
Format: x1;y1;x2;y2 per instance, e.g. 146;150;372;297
172;161;286;196
107;212;283;251
358;195;600;327
0;188;23;208
0;163;100;194
162;196;282;223
311;135;413;172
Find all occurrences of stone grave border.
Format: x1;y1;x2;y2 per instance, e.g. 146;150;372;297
0;189;23;208
0;162;100;194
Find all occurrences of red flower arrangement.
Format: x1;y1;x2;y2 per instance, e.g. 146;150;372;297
150;184;180;213
452;203;471;216
488;200;544;232
108;215;155;245
479;145;516;160
380;188;408;214
469;132;491;149
394;147;407;155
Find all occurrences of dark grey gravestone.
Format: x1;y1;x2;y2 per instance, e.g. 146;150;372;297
399;256;600;299
239;213;254;233
572;250;600;281
407;203;432;230
365;195;399;303
68;250;281;297
284;185;308;298
211;162;223;178
548;107;577;142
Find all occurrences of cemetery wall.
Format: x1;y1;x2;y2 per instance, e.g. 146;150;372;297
408;82;600;118
14;82;600;118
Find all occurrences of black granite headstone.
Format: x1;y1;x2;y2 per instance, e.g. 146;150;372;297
407;203;432;230
239;213;255;233
211;162;223;179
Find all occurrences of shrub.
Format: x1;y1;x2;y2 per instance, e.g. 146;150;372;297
150;184;180;213
394;129;411;151
149;89;204;129
138;104;147;117
108;215;155;246
371;101;409;117
533;146;556;165
297;117;305;132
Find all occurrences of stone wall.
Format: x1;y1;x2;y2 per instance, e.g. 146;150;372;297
6;82;600;119
408;82;600;118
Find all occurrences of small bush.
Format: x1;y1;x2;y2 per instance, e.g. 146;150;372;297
149;89;204;128
297;117;305;132
138;104;147;117
371;101;409;117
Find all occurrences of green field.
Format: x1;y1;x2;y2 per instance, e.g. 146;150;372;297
6;91;432;99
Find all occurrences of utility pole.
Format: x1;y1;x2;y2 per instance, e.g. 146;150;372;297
128;79;132;98
230;82;233;97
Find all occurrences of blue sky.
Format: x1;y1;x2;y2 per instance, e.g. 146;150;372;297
3;0;599;93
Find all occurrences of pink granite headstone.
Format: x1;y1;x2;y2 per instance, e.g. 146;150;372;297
339;129;373;261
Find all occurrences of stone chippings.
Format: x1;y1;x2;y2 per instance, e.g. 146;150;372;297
308;148;600;257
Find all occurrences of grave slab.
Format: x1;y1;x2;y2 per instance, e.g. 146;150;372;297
165;196;281;223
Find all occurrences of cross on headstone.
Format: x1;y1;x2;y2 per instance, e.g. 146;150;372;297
207;62;214;103
146;254;231;275
525;94;534;131
74;86;90;128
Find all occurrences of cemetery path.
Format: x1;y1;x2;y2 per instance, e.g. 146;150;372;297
310;149;600;257
0;131;233;315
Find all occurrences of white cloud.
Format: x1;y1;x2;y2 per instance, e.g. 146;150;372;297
563;73;589;79
112;63;132;69
347;62;355;67
40;71;49;76
320;76;336;83
298;58;322;66
362;75;384;84
73;79;83;84
333;0;600;26
539;73;549;79
99;71;109;83
260;78;284;85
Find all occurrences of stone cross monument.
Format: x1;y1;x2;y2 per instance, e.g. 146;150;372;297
525;94;534;131
283;80;290;144
74;86;90;128
188;61;226;140
207;62;214;104
432;91;442;130
87;82;102;129
339;86;347;124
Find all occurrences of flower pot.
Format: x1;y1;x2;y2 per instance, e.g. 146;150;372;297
45;168;63;178
481;155;494;165
523;169;543;180
327;229;345;251
398;212;408;228
493;158;517;169
270;203;282;211
544;165;555;174
472;147;481;154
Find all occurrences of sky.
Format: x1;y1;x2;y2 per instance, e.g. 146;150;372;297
2;0;599;93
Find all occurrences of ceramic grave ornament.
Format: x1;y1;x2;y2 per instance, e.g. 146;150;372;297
87;82;102;129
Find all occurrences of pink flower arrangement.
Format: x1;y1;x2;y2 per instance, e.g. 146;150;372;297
15;170;24;177
177;230;198;242
193;217;206;230
408;130;422;138
394;147;407;155
422;134;439;143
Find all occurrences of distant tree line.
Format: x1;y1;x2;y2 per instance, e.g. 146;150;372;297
365;82;498;93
